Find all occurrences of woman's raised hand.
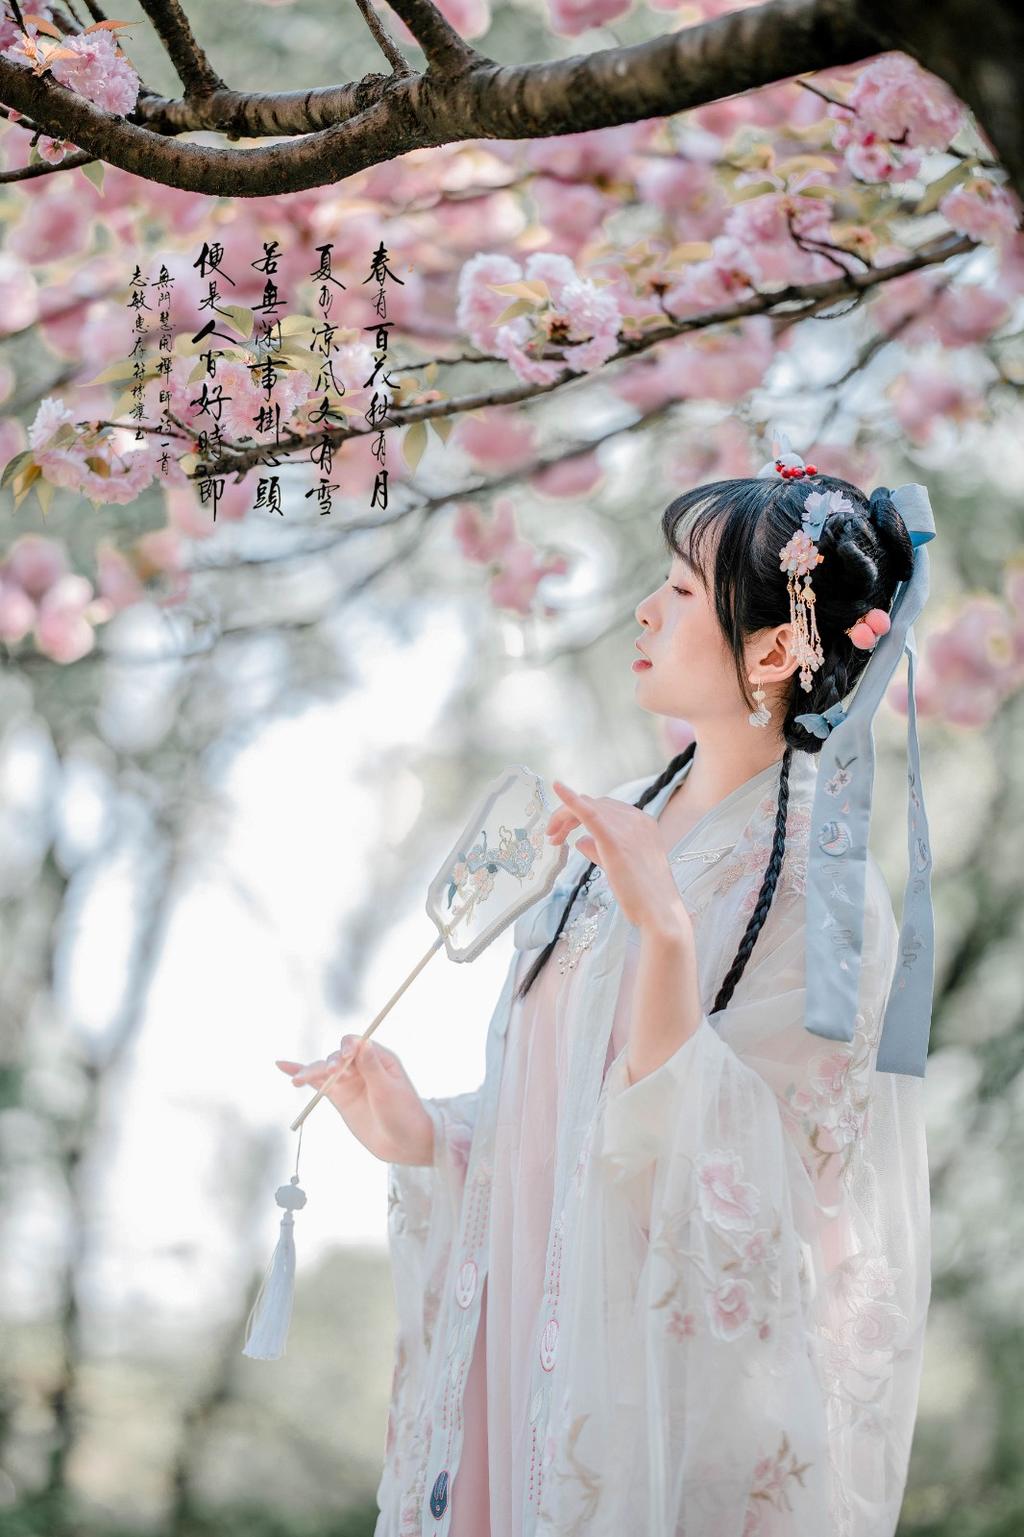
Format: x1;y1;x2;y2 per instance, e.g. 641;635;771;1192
275;1036;435;1166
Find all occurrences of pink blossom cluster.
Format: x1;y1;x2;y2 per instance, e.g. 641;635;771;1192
888;566;1024;727
888;364;984;445
26;395;165;505
615;314;777;411
382;0;491;46
938;178;1021;247
828;53;964;183
206;359;318;443
872;270;1011;347
0;532;152;664
0;6;53;53
456;251;623;386
545;0;631;39
2;27;140;117
452;496;570;615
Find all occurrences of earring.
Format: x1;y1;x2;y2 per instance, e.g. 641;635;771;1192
748;675;772;728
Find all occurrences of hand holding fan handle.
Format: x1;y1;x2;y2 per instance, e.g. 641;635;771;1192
289;932;443;1130
249;764;567;1361
288;889;476;1131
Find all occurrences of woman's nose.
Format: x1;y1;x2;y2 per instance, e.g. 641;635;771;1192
635;595;655;628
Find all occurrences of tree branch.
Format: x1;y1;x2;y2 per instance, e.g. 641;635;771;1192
0;146;97;182
353;0;413;76
136;0;226;98
157;229;973;483
379;0;484;73
0;0;894;197
858;0;1024;200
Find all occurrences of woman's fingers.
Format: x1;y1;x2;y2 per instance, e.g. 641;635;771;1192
546;784;588;842
546;808;579;841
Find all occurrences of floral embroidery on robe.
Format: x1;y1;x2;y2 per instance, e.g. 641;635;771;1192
373;752;931;1537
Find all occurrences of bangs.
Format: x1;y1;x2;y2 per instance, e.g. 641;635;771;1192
662;478;770;592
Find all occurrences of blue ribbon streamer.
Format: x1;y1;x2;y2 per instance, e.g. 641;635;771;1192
802;484;936;1076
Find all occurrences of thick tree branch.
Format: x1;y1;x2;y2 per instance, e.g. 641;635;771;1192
0;0;893;196
353;0;413;76
136;0;226;98
858;0;1024;198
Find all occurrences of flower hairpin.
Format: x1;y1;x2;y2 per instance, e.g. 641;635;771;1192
778;487;855;691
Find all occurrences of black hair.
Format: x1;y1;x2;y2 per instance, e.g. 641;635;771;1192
514;470;915;1013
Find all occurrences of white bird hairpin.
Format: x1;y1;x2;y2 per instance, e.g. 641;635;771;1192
242;764;569;1360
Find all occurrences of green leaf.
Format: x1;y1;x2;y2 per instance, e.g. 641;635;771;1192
83;357;139;387
402;420;428;472
34;476;55;518
219;304;255;339
915;157;979;216
79;159;105;195
428;415;454;443
1;450;35;490
494;297;537;326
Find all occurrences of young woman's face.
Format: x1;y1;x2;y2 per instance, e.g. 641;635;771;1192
632;548;796;727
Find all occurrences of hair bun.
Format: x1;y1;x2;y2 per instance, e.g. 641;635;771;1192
866;485;914;583
867;485;893;525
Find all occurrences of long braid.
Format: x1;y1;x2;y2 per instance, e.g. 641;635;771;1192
513;742;698;1002
711;745;793;1013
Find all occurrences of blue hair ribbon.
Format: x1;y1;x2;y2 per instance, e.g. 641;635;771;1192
802;483;936;1076
755;434;937;1074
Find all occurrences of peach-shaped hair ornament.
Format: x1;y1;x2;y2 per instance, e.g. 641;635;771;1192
242;765;569;1360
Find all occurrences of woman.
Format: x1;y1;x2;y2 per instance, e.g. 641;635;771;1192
278;446;934;1537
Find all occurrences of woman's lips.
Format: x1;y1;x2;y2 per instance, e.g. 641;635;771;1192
632;657;652;672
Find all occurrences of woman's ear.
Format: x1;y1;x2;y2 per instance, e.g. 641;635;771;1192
748;623;801;685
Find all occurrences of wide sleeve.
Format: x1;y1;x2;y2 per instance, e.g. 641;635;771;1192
373;1087;481;1529
537;859;931;1537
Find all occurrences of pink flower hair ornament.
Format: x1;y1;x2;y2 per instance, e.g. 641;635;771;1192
756;431;895;687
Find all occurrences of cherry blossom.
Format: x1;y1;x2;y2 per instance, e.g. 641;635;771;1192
453;499;518;564
453;410;537;471
47;31;141;116
5;532;69;596
33;573;98;664
889;362;984;445
529;450;603;499
489;540;569;616
0;570;35;643
546;0;632;38
457;250;623;386
843;53;963;148
939;178;1022;247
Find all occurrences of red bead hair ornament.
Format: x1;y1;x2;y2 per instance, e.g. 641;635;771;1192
775;460;819;479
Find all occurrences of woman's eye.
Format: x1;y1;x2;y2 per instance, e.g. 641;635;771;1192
672;584;690;596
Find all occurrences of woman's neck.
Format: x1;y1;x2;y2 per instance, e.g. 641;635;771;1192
664;729;787;835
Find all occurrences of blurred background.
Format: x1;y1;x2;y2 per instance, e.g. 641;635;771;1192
1;1;1024;1535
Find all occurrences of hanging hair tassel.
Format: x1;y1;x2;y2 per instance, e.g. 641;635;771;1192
242;1174;307;1360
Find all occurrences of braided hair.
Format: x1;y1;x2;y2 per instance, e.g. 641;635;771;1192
514;472;915;1011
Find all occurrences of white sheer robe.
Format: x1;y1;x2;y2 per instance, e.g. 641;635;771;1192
373;751;931;1537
